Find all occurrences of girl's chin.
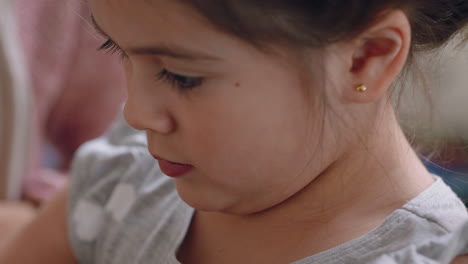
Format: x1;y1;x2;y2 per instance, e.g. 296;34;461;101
175;183;249;214
175;183;227;211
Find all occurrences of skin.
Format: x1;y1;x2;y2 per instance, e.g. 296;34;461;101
0;202;36;250
453;256;468;264
89;1;435;263
0;187;76;264
0;1;464;264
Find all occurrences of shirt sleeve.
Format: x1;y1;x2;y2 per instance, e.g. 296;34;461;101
369;221;468;264
66;114;148;263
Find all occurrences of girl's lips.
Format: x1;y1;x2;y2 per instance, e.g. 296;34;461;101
152;155;193;178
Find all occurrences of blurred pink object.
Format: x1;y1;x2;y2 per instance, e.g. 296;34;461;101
15;0;126;203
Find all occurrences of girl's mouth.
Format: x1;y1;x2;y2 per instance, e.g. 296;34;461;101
152;155;193;178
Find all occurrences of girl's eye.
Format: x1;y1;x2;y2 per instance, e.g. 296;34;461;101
156;69;203;91
98;39;203;91
98;39;126;60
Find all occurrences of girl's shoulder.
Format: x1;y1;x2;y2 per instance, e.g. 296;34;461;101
294;177;468;264
368;220;468;264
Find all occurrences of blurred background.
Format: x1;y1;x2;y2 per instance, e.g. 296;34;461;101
0;0;126;246
397;35;468;204
0;0;467;247
1;0;126;203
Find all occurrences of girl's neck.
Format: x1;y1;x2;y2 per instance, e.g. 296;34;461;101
208;106;433;223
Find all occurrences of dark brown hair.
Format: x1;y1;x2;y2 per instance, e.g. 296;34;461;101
180;0;468;53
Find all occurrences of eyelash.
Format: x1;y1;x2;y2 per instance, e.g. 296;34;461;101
155;70;204;91
98;39;204;92
98;39;125;59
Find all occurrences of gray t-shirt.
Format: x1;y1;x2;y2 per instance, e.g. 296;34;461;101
68;117;468;264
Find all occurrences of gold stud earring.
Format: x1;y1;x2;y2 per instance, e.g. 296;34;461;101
356;84;367;92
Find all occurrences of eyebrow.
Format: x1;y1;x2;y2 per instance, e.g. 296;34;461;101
90;14;220;61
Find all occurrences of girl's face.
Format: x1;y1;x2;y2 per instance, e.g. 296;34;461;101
90;0;342;214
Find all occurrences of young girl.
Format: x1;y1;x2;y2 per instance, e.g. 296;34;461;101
2;0;468;263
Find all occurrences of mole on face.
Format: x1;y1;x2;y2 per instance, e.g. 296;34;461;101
235;82;240;87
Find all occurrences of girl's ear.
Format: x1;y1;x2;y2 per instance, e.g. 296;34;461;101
342;10;411;104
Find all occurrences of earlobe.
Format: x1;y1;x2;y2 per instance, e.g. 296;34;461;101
344;10;411;104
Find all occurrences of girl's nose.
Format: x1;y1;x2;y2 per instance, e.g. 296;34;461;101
123;94;176;135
